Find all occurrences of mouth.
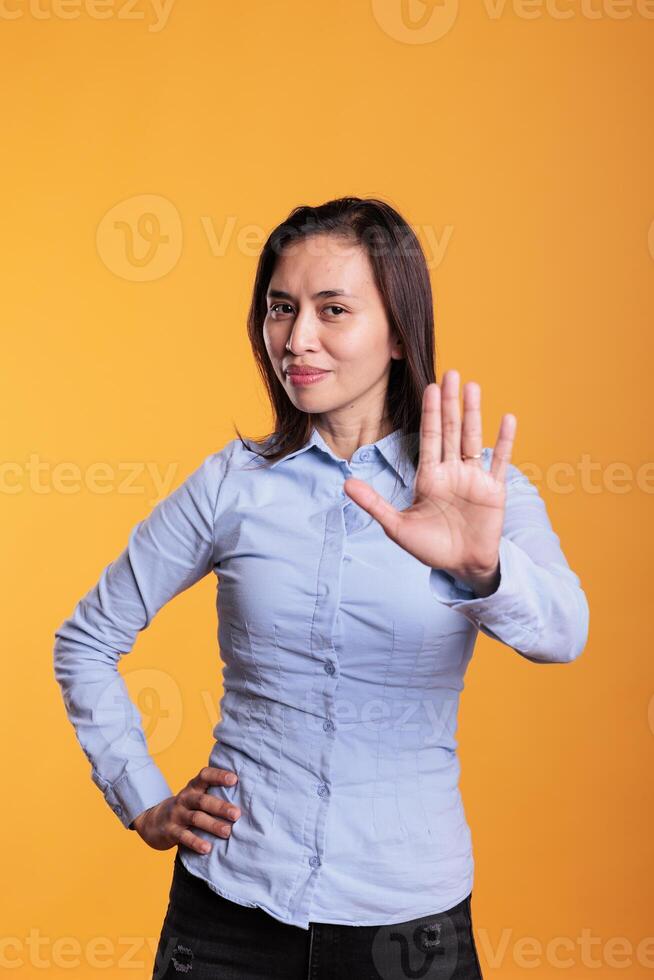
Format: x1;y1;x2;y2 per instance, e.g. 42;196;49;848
285;368;331;386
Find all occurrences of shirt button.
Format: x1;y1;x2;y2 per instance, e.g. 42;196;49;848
323;660;335;675
309;855;322;869
342;553;352;562
323;719;335;732
317;782;329;799
113;804;123;817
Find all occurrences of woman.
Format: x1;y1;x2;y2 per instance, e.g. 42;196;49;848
54;197;589;979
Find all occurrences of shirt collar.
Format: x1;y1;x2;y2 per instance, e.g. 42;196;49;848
264;425;415;490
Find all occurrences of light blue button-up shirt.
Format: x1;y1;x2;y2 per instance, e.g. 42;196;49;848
53;425;589;930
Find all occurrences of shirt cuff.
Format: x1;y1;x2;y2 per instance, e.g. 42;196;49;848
429;535;540;654
95;760;174;830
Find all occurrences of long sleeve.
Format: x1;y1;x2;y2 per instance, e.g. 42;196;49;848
429;460;590;664
53;446;231;830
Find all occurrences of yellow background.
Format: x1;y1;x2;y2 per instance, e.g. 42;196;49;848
2;1;652;976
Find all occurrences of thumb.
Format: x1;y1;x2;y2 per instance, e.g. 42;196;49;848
343;478;401;539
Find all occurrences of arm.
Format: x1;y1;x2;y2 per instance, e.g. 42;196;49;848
52;445;232;829
429;462;590;664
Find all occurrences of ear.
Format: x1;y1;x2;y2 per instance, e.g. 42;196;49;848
391;335;404;360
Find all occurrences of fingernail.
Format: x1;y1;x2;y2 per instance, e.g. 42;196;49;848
227;774;237;784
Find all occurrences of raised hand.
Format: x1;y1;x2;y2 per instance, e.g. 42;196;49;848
343;370;517;597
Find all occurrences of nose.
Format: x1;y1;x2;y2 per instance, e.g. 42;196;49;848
285;305;320;353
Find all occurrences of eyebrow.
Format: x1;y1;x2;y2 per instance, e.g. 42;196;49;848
266;288;356;300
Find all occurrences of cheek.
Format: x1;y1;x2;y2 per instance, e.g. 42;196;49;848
329;331;370;363
262;324;282;359
334;332;389;370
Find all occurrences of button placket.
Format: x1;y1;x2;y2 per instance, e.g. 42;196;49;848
297;499;343;917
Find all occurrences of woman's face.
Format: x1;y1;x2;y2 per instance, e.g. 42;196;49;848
263;234;404;422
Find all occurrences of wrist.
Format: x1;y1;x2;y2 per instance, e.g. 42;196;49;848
448;557;501;598
130;809;149;834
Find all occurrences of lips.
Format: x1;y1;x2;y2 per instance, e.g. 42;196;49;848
286;368;329;376
285;367;331;387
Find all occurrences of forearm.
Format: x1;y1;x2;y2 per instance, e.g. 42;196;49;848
430;463;590;664
432;535;589;663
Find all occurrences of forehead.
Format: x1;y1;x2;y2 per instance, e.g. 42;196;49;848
268;236;378;300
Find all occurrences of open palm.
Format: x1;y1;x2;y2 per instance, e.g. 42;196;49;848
343;370;517;593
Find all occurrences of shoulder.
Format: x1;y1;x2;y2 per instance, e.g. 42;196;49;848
193;433;277;488
198;434;268;469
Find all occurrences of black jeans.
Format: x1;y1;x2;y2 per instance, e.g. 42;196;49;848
152;850;484;979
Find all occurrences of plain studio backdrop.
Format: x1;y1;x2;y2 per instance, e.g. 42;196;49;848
1;2;651;977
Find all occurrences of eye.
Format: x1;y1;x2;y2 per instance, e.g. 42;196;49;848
269;303;294;316
268;303;347;318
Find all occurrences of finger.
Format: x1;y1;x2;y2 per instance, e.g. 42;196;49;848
343;478;402;541
461;381;483;466
175;824;215;854
189;788;241;824
419;383;441;467
184;804;235;840
183;786;241;820
441;369;462;462
190;766;238;791
489;414;517;483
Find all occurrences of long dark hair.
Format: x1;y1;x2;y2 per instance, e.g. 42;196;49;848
234;196;437;473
